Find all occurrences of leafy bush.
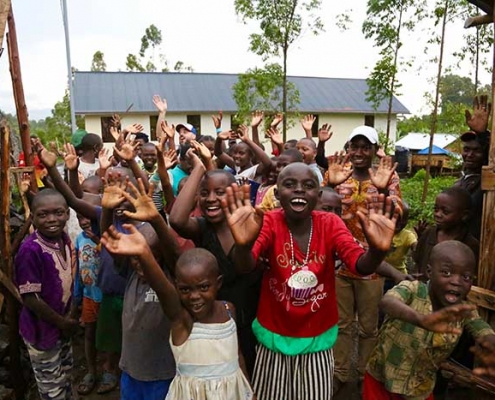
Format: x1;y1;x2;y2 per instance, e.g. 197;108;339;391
401;170;456;226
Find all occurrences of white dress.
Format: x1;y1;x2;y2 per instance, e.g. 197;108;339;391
166;310;253;400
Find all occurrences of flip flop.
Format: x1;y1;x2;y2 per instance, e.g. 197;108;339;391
77;372;96;395
96;371;118;394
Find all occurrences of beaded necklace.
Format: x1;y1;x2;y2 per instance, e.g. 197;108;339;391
288;217;313;271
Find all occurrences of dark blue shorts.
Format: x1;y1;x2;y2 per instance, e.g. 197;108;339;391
120;371;173;400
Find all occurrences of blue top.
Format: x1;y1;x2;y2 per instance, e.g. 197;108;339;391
74;231;102;304
170;165;189;196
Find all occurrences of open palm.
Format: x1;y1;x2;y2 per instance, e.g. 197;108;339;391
221;184;263;246
326;152;352;186
102;225;148;256
369;156;397;190
419;304;476;334
122;179;159;222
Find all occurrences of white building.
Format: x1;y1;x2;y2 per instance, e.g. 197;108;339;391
73;71;409;153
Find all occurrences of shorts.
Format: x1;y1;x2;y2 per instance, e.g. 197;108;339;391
121;371;172;400
81;297;100;324
96;294;123;354
362;372;434;400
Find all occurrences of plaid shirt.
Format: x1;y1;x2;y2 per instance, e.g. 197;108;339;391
367;280;494;400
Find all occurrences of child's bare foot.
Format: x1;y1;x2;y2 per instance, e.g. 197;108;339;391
97;371;118;394
77;372;96;395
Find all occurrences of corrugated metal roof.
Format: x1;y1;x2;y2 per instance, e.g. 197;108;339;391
395;133;458;150
73;71;410;115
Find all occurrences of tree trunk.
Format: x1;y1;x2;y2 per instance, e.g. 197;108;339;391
385;4;403;151
0;0;10;50
474;24;480;95
421;0;448;203
282;45;288;143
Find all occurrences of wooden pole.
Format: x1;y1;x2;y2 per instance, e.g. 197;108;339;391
0;120;24;399
478;1;495;307
6;5;32;167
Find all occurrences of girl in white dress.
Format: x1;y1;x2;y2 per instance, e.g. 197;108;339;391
101;225;254;400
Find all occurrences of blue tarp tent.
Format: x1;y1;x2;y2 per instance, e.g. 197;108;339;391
417;145;451;155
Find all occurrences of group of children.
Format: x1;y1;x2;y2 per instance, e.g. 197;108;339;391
14;93;495;400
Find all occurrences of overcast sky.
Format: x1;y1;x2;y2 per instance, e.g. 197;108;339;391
0;0;492;120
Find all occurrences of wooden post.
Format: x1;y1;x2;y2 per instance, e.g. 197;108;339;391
0;121;24;399
6;5;32;167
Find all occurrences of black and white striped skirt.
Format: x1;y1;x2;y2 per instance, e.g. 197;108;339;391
252;344;334;400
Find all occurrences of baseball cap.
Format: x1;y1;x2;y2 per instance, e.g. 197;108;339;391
71;128;88;148
176;123;197;135
348;126;379;144
460;130;477;141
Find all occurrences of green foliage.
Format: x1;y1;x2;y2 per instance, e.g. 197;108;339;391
233;63;299;124
42;91;84;143
90;51;107;72
401;170;456;225
126;24;192;73
378;131;395;155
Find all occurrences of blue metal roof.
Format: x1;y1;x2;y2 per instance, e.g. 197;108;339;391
73;71;410;115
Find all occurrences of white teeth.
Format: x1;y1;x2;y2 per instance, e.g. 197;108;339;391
207;207;220;211
291;199;307;204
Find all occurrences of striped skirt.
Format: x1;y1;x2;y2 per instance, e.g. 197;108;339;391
252;344;334;400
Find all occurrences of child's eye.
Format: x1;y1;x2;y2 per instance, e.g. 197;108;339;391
303;182;316;190
38;213;46;218
441;270;451;276
200;285;210;292
463;274;473;282
199;191;208;197
215;190;225;196
56;210;65;216
179;287;190;294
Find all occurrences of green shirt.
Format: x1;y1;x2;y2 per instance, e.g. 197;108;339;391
367;280;493;400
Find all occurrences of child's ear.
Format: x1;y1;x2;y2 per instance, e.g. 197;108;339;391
216;274;223;289
426;264;432;280
318;190;323;199
462;209;470;222
274;188;280;200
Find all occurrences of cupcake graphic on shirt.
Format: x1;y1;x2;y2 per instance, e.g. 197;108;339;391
288;268;318;300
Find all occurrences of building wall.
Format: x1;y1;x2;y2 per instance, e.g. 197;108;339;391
83;112;397;154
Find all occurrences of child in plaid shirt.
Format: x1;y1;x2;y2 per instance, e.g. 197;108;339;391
364;240;495;400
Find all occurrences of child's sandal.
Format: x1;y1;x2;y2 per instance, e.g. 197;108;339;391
96;371;118;394
77;372;96;395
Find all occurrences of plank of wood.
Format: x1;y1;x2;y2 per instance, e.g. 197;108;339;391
468;286;495;311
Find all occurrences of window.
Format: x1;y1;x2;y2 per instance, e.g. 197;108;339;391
311;114;319;137
364;115;375;127
149;116;158;141
187;115;201;136
101;116;115;143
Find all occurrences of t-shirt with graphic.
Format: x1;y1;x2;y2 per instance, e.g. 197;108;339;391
15;231;76;350
74;231;102;304
384;229;417;274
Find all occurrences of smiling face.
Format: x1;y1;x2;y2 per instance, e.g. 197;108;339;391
198;172;235;224
175;250;222;321
232;143;252;169
296;138;317;164
179;127;195;145
275;162;320;221
32;193;70;239
427;241;475;309
348;136;375;169
462;140;484;173
141;144;157;172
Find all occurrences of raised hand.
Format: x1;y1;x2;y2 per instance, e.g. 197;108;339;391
63;143;79;171
186;147;204;170
300;114;316;132
163;148;178;170
465;95;491;133
369;156;398;190
414;219;429;239
270;113;283;128
123;123;144;135
34;140;57;169
190;140;212;162
251;111;264;128
98;147;113;170
318;123;333;143
19;176;31;194
101;172;127;209
101;224;149;257
114;141;139;162
237;125;250;142
357;194;397;252
376;145;386;159
266;127;283;145
418;304;476;334
153;95;168;113
217;130;237;141
160;120;175;140
121;179;159;222
326;151;353;186
472;336;495;378
211;111;223;129
221;183;263;246
111;114;122;131
109;126;120;143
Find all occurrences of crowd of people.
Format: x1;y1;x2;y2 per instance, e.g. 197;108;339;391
14;94;495;400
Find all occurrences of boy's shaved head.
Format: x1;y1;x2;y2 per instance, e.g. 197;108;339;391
277;162;318;186
31;189;67;212
297;138;317;150
176;248;220;277
430;240;475;269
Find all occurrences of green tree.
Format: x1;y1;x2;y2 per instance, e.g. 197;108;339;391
126;24;192;73
363;0;425;148
43;91;84;143
91;51;107;72
439;73;475;109
234;0;324;141
233;63;300;125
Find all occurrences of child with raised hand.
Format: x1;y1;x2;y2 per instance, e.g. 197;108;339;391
222;162;398;400
413;186;479;278
365;241;495;400
101;227;255;400
15;189;78;400
169;149;261;375
296;138;323;184
324;126;401;389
